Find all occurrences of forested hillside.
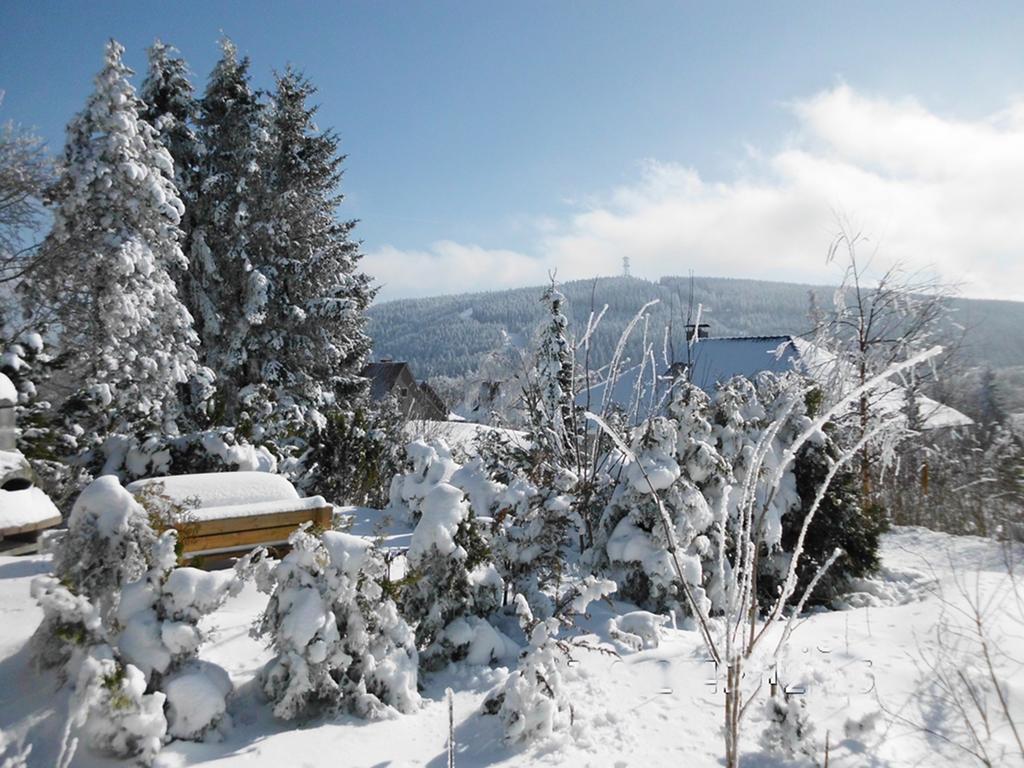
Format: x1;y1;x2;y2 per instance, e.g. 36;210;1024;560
367;275;1024;378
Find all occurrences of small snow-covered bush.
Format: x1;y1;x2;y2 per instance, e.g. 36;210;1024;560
607;610;669;651
255;526;420;720
163;661;233;740
112;531;242;740
484;578;616;745
492;467;580;618
71;646;168;765
32;476;158;669
33;575;167;764
760;693;817;763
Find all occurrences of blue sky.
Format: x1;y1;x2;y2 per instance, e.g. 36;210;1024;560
3;2;1024;301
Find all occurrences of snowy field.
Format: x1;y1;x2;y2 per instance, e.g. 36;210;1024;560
0;525;1021;768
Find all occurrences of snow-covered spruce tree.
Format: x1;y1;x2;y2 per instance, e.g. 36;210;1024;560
492;466;584;617
470;281;584;616
533;280;574;455
139;39;220;429
594;415;714;614
483;578;616;745
30;40;198;454
696;374;887;611
64;644;168;765
399;482;499;669
245;67;374;422
190;38;267;421
140;40;198;221
36;475;158;657
255;526;420;720
32;579;168;765
687;373;808;615
768;433;886;608
112;528;242;741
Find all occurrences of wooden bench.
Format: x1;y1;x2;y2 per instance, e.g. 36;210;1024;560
126;472;332;560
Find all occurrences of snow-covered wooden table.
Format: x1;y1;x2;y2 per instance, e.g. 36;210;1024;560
127;472;331;560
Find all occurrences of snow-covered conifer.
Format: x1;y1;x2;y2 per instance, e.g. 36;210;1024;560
245;68;374;420
487;467;581;617
484;578;616;744
33;476;243;751
190;38;267;418
596;416;713;613
140;40;198;213
31;40;198;444
533;280;574;452
69;647;168;764
255;527;420;720
139;40;221;427
400;482;496;669
112;529;241;740
47;475;159;628
760;693;817;762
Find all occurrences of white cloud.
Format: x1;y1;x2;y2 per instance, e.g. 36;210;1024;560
365;85;1024;302
366;240;549;300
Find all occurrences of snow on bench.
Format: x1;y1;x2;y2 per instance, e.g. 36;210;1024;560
126;472;332;559
0;449;61;538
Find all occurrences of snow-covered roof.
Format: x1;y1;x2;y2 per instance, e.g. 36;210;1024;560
790;338;973;430
0;486;61;535
0;374;16;405
687;336;801;391
0;449;60;535
577;334;972;430
0;450;26;479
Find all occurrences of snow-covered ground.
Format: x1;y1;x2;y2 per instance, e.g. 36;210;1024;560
0;526;1020;767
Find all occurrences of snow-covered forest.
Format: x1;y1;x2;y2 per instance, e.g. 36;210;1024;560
1;29;1023;768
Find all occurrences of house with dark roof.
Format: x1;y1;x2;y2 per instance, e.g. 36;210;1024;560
361;360;448;421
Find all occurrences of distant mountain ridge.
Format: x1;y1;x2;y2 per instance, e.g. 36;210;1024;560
366;275;1024;380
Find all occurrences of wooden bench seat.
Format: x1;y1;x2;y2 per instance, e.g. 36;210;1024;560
127;472;332;560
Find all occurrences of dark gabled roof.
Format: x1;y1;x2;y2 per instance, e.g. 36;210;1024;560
361;361;413;401
417;381;448;417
